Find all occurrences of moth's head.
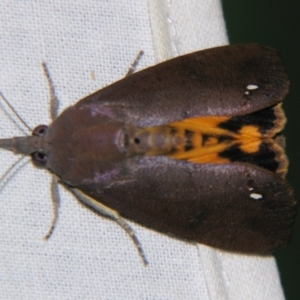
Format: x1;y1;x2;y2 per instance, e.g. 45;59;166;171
30;124;49;168
0;123;51;169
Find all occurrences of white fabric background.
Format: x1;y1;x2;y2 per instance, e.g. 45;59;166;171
0;0;285;299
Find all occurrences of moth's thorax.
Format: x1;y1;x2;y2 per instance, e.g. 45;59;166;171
43;105;127;184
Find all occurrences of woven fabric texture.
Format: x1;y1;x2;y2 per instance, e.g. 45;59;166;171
0;1;285;299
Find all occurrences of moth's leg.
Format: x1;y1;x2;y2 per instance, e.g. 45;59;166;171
71;188;148;266
125;51;144;77
44;175;61;240
41;62;59;120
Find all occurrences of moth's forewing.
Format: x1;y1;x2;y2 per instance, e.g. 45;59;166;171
79;158;295;253
76;44;289;127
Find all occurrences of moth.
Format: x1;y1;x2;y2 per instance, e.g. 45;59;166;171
0;45;296;265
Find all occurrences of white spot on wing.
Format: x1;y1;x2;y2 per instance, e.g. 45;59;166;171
246;84;259;90
250;193;263;200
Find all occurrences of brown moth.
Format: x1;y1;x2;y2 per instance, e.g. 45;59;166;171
0;45;296;265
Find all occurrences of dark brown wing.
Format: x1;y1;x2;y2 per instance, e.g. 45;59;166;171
78;157;296;254
75;44;289;127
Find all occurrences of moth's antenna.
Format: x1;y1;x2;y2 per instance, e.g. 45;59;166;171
0;91;32;133
0;157;29;192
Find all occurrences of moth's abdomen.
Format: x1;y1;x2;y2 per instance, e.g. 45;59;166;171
128;104;287;177
126;125;185;156
127;116;234;158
